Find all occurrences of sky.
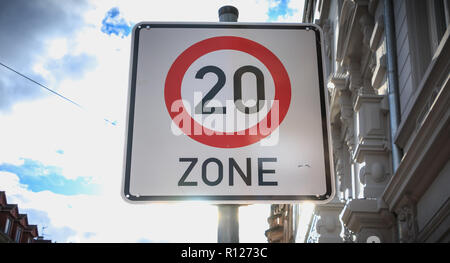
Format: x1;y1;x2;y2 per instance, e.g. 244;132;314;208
0;0;311;243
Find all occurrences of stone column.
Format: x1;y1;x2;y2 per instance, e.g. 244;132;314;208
337;0;397;243
305;72;352;243
314;198;346;243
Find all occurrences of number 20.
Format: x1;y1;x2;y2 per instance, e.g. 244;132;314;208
194;65;265;115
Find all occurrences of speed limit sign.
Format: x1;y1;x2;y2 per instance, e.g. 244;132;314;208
123;22;334;203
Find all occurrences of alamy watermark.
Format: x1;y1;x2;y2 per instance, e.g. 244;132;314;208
169;93;280;146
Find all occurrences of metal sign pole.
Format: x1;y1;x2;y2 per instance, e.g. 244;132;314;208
218;204;239;243
217;5;240;243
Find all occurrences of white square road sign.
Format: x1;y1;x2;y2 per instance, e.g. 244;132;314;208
122;22;334;203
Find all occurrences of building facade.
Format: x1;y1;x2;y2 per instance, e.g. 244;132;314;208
0;191;49;243
265;204;299;243
268;0;449;243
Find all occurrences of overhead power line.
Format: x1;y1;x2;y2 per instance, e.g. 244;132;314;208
0;61;82;108
0;61;117;126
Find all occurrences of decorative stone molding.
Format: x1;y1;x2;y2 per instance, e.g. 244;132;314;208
336;0;370;67
340;198;396;242
358;162;388;186
369;15;387;91
322;19;334;65
336;0;357;65
359;12;376;82
306;216;320;243
337;90;356;155
312;199;346;243
372;53;386;90
395;196;418;243
342;225;355;242
359;13;374;47
266;204;286;243
368;162;387;183
330;106;353;201
354;94;386;140
328;72;349;123
347;62;363;93
370;15;385;51
335;158;345;192
317;0;332;26
305;0;397;244
266;204;296;243
316;216;337;234
328;72;356;158
352;92;391;200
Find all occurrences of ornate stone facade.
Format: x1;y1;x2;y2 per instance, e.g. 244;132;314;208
265;204;297;243
282;0;450;243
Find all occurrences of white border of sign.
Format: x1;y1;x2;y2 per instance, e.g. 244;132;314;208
122;22;335;204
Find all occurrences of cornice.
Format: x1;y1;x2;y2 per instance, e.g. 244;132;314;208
353;137;390;163
336;0;370;66
382;79;450;210
329;72;350;123
353;93;384;111
340;198;395;233
395;29;450;149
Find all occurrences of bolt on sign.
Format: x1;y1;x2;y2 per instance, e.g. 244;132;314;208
122;22;334;203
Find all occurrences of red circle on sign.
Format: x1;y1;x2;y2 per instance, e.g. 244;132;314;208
164;36;291;148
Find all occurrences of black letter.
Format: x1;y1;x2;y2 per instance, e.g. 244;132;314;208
258;158;277;186
229;158;251;186
202;158;223;186
178;158;198;186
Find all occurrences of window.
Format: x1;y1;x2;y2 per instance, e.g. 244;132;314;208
427;0;450;52
15;227;22;242
405;0;449;90
4;218;12;234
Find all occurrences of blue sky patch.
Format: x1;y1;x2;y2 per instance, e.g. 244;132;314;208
101;7;132;38
267;0;295;21
0;158;99;195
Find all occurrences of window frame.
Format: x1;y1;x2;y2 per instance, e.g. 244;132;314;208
404;0;450;91
14;226;22;242
426;0;450;53
4;217;12;235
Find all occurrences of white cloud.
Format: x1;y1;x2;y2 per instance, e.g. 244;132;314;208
0;0;92;111
47;38;69;60
0;171;29;193
0;95;121;181
0;170;219;242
